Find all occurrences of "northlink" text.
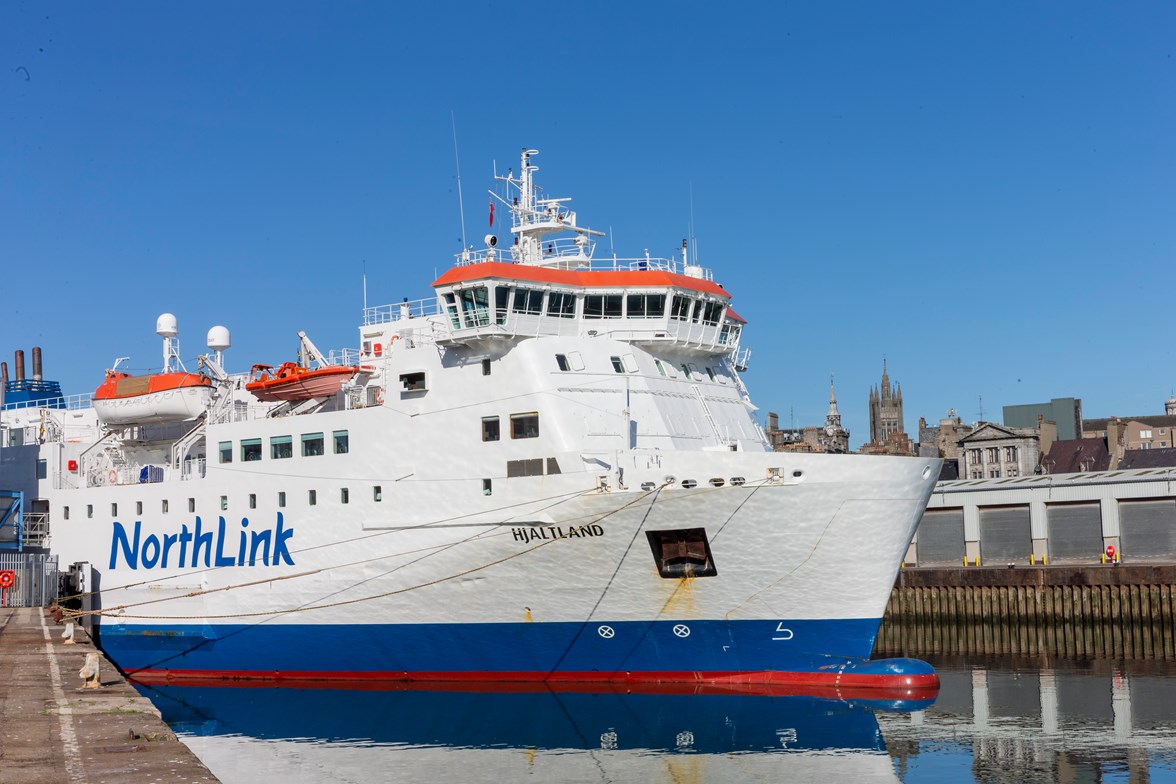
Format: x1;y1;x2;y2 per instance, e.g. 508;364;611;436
109;514;295;570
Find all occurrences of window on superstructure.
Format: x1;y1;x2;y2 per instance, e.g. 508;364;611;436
443;293;461;329
308;489;317;506
341;487;349;504
86;505;92;519
241;438;262;462
482;416;500;442
162;499;168;514
706;367;716;382
400;372;427;392
110;502;117;517
584;294;623;319
136;501;143;515
458;286;491;328
373;485;382;502
689;300;704;323
670;296;693;321
555;354;570;371
64;506;70;521
271;435;293;460
220;496;228;511
513;288;544;315
36;459;47;479
333;430;349;454
494;286;510;325
218;441;232;464
482;479;492;496
655;359;667;377
680;364;692;380
302;432;324;457
249;494;256;509
510;413;540;439
278;491;286;508
610;356;625;373
546;291;577;318
482;359;492;376
627;293;666;318
702;302;723;326
188;498;195;513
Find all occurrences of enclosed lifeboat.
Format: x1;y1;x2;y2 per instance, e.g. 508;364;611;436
93;370;213;425
245;362;359;402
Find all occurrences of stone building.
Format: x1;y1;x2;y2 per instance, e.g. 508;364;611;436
958;423;1041;479
763;379;850;454
918;410;973;459
868;358;904;444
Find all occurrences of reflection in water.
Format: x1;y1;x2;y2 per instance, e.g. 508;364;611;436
139;683;927;784
137;660;1176;783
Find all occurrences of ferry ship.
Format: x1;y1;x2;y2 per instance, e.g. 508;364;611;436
0;149;940;690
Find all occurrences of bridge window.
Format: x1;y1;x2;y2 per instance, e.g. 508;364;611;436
458;286;491;328
627;293;666;318
443;293;460;329
584;294;623;319
670;295;693;321
494;286;510;325
547;292;577;318
702;302;723;325
514;288;544;315
511;413;540;439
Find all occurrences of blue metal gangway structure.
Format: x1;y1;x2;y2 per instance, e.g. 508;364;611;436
0;490;23;551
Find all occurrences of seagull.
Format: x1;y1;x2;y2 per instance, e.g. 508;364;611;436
79;652;102;689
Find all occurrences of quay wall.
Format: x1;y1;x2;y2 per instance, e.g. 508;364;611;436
881;566;1176;660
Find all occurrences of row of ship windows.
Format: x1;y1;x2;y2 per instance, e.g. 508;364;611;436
554;352;720;382
444;287;727;330
218;430;350;464
65;484;387;520
482;413;539;441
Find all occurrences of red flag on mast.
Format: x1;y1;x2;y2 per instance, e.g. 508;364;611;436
489;198;495;227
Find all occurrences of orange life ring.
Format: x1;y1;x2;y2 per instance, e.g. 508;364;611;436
108;470;118;484
375;387;385;405
0;571;14;589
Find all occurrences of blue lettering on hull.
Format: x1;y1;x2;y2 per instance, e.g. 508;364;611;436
110;513;295;570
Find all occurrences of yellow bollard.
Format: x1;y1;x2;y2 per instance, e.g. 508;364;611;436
1030;553;1035;565
1043;554;1048;565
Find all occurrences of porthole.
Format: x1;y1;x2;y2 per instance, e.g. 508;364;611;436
708;478;725;487
640;482;657;491
681;479;697;489
792;470;803;479
730;477;746;486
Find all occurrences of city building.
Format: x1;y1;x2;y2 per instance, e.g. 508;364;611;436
1003;397;1083;440
861;359;914;455
763;379;850;453
957;423;1042;479
918;410;972;459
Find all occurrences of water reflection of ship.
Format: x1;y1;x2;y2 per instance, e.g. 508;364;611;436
140;685;934;784
880;661;1176;784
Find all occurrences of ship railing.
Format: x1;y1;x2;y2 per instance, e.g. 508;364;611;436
22;513;49;548
452;246;714;280
326;348;362;367
0;392;93;412
363;297;440;326
181;456;206;481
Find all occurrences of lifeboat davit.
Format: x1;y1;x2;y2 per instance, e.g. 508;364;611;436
245;362;359;402
92;370;213;425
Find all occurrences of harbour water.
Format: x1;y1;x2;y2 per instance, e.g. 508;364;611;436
132;633;1176;784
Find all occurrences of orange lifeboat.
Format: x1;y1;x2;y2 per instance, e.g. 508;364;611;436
245;362;359;402
92;370;213;425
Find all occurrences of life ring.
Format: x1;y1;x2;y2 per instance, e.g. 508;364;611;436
375;387;384;405
0;571;15;589
108;470;118;485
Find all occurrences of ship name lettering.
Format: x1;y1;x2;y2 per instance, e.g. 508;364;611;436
109;513;296;570
510;524;604;544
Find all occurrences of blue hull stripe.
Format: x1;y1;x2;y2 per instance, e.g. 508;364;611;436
100;618;884;675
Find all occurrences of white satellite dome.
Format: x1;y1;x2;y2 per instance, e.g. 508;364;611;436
155;313;178;338
207;326;231;352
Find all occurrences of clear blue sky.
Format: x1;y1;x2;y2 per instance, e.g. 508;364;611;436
3;2;1173;447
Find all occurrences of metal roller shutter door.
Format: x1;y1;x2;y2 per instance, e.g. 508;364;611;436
979;506;1031;563
1046;503;1102;563
1119;499;1176;561
915;509;964;565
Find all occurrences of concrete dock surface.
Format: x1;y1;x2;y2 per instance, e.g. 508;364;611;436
0;607;220;784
